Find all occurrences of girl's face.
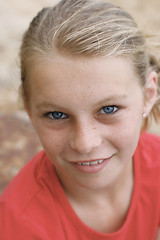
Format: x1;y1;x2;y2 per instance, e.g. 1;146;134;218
27;56;154;191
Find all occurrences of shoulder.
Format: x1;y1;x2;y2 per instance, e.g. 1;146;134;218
134;132;160;175
0;151;65;239
140;131;160;145
136;132;160;159
0;150;49;212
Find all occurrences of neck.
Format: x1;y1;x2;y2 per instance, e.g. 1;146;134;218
58;159;134;233
59;158;134;207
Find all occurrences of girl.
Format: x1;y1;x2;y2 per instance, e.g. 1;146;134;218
0;0;160;239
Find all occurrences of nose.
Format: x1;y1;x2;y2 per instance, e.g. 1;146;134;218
70;120;102;154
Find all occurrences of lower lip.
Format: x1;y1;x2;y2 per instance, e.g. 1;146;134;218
72;157;111;173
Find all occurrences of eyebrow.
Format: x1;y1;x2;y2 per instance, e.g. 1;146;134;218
36;94;128;110
95;94;128;106
36;102;63;110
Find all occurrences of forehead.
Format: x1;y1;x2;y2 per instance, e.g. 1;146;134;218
28;55;142;105
29;55;137;84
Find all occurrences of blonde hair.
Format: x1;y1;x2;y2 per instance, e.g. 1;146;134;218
20;0;160;130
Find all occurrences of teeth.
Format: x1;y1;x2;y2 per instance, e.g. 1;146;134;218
90;160;98;166
82;162;90;166
77;159;104;166
98;160;103;164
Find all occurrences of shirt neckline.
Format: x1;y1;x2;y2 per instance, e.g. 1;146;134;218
45;142;141;239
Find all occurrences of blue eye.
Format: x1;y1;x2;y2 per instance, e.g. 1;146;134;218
101;106;118;114
47;111;68;120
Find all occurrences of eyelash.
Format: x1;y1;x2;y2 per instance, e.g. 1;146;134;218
45;106;119;120
100;106;118;115
46;111;68;120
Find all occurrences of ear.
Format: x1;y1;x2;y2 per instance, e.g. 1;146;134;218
24;103;34;123
143;71;158;116
24;101;31;117
24;103;37;131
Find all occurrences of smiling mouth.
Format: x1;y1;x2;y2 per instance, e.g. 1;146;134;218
72;157;112;173
76;159;104;166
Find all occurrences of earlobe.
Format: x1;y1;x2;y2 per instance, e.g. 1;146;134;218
143;71;158;116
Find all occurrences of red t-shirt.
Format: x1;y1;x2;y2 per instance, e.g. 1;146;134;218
0;132;160;239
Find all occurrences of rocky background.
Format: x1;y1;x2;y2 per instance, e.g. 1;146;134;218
0;0;160;194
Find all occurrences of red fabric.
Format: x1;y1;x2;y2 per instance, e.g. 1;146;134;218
0;132;160;240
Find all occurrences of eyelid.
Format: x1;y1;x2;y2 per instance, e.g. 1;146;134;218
46;111;68;120
99;105;119;115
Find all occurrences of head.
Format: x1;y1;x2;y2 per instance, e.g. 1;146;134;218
19;0;160;189
20;0;160;130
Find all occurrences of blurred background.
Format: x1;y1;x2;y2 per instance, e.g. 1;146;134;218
0;0;160;194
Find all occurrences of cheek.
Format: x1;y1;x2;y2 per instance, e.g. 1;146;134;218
108;113;142;150
40;129;70;159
